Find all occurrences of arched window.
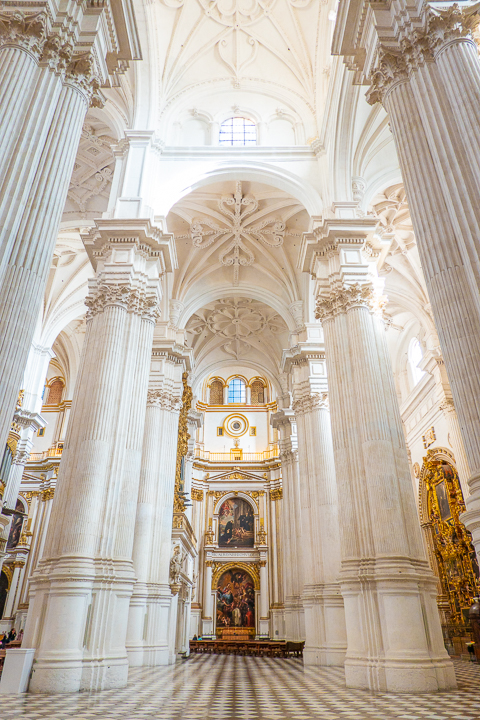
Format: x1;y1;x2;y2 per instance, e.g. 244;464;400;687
219;117;257;146
250;380;265;405
46;379;64;405
408;338;425;387
228;377;246;404
209;380;224;405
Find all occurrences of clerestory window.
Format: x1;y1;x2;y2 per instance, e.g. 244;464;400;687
228;377;246;403
408;338;426;387
219;117;257;147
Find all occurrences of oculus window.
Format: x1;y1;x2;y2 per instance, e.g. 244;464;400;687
228;377;246;403
219;117;257;146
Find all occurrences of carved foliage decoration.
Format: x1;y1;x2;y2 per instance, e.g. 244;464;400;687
186;182;285;285
315;283;386;323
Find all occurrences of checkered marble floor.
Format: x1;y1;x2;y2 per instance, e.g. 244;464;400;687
1;657;479;720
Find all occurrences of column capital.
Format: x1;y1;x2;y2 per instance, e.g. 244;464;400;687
315;282;386;324
146;388;182;411
0;10;48;59
292;392;329;417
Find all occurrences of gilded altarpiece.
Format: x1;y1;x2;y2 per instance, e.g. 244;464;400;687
419;450;479;629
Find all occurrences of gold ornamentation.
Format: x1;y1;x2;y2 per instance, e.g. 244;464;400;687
16;390;24;410
259;560;267;567
422;426;436;449
419;451;479;624
172;513;184;529
12;561;25;569
257;519;267;545
270;488;283;501
191;488;204;501
174;373;193;513
211;561;260;591
20;491;40;505
205;518;215;545
41;488;55;502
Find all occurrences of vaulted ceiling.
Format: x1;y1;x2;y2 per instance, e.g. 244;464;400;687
167;179;309;317
150;0;332;138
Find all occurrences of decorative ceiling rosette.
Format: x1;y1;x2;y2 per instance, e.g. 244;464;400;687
189;182;285;285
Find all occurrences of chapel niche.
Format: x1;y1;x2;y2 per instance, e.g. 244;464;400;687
420;454;479;628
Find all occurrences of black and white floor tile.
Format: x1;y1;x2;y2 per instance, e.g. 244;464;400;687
0;657;479;720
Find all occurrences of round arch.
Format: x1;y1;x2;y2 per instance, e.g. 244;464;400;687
212;562;260;591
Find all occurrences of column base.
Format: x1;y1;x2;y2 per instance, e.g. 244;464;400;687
340;557;457;692
303;583;347;667
126;584;173;667
29;657;129;694
284;595;305;641
344;657;457;693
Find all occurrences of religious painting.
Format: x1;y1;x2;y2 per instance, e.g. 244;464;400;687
435;480;451;521
7;500;24;550
218;498;254;547
216;569;255;629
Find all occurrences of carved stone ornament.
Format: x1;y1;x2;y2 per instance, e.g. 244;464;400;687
191;487;204;501
0;10;47;58
366;49;409;106
427;4;480;54
146;388;182;411
270;487;283;501
184;182;285;286
85;284;161;322
292;392;328;417
315;283;386;323
64;52;104;108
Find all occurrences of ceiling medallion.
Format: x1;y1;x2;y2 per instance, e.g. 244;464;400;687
189;182;285;286
199;0;276;27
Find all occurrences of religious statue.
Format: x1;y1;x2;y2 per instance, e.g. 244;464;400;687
169;545;186;585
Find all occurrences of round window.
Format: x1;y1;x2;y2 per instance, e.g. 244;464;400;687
224;414;249;437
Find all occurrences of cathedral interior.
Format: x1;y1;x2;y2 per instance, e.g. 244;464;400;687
0;0;480;715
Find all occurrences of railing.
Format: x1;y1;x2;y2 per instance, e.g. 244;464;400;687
194;446;279;463
29;447;63;462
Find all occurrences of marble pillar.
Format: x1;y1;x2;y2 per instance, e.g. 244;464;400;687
0;26;102;473
365;4;480;562
291;355;346;667
314;221;456;692
23;221;166;693
126;354;183;666
270;411;304;641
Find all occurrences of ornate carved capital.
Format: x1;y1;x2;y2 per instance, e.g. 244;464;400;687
315;283;386;323
270;487;283;501
146;388;182;411
428;4;480;55
0;10;47;59
64;52;104;108
85;284;160;322
191;488;204;501
366;48;409;106
292;392;329;416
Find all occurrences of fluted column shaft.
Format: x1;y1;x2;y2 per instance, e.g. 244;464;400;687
23;226;163;694
367;6;480;561
316;271;456;692
127;370;182;666
293;385;346;667
0;7;103;478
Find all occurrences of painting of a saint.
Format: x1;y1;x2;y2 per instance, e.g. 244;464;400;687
435;480;451;521
216;569;255;630
218;498;254;547
7;500;24;550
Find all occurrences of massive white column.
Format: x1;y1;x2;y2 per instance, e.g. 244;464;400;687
362;3;480;562
23;221;172;693
312;220;455;693
126;351;184;666
289;350;346;667
270;411;304;641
